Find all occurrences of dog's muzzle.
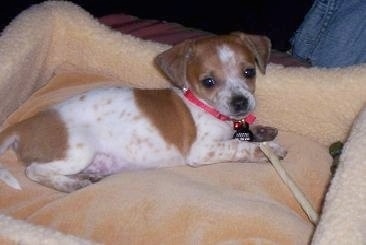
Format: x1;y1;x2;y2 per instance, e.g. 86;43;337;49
230;95;249;115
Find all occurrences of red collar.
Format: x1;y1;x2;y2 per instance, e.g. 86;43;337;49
183;88;256;127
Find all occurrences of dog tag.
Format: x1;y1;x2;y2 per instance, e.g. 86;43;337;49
233;121;253;141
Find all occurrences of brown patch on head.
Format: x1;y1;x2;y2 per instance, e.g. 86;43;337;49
189;37;258;98
133;89;196;155
230;32;271;74
9;110;68;165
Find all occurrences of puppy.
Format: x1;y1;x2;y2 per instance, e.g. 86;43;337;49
0;33;286;192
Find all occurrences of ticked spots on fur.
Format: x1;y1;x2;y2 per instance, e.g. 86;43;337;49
79;95;86;101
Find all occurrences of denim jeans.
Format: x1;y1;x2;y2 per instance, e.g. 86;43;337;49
290;0;366;68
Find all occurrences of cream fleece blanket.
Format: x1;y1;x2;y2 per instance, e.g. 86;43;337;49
0;1;365;244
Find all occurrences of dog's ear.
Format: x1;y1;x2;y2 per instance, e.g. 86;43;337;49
231;32;271;74
154;40;193;89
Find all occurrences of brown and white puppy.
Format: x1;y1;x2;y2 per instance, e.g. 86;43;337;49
0;33;286;192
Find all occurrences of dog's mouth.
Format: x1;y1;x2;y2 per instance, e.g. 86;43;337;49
229;111;252;120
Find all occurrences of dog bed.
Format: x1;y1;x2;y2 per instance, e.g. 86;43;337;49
0;1;365;244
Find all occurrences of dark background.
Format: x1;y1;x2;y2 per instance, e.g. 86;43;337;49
0;0;313;51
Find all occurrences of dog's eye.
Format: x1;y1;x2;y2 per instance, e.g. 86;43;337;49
201;78;216;88
243;68;256;79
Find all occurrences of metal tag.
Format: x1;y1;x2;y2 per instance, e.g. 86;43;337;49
233;130;253;141
233;122;253;141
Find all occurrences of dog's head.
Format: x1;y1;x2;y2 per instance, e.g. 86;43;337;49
155;32;271;119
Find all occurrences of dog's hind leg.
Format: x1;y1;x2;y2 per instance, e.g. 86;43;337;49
25;142;96;192
26;167;92;192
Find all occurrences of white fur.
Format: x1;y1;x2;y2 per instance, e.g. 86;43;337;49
56;87;185;172
25;86;271;189
218;45;236;65
215;45;256;116
22;87;189;191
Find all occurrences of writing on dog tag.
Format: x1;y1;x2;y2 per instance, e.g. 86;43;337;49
233;121;253;141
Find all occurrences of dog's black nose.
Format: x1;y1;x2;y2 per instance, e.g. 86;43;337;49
230;95;248;113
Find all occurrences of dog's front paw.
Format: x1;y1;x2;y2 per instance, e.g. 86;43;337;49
250;125;278;142
262;141;287;160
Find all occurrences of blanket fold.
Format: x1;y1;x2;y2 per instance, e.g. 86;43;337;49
312;106;366;244
0;1;365;244
0;1;169;127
